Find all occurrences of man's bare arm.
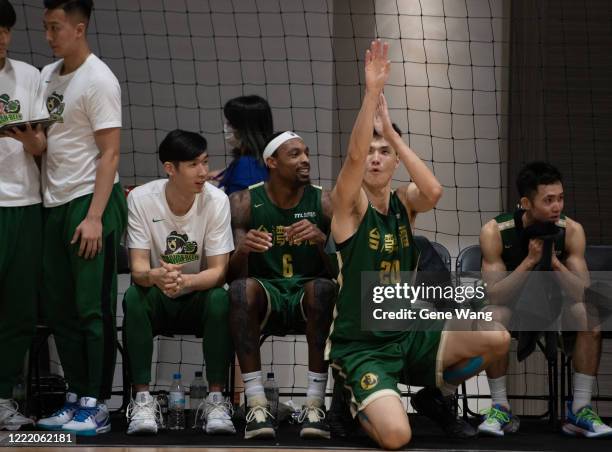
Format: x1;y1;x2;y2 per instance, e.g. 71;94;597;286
71;127;120;259
332;40;390;243
481;220;542;305
130;248;181;294
552;218;590;302
227;190;272;282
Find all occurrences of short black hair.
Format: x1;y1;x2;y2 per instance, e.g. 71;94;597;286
373;122;402;137
0;0;17;29
224;95;273;160
516;161;563;199
43;0;92;21
158;129;207;164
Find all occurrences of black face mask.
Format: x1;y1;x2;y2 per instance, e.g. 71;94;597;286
515;209;562;270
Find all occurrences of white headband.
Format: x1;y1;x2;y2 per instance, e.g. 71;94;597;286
263;131;302;164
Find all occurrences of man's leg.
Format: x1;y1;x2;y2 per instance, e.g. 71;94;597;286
38;205;84;431
0;205;40;430
122;285;168;435
61;185;127;436
478;305;516;436
360;396;411;450
190;288;235;434
299;278;335;439
562;329;612;437
229;277;274;438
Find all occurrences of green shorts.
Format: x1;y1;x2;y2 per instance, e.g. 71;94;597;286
331;329;446;416
254;278;308;336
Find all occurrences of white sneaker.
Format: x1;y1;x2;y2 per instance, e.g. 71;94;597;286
37;392;79;430
200;393;236;435
62;397;111;436
127;392;160;435
0;399;34;431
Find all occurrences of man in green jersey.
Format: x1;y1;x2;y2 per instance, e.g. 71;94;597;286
228;131;336;440
327;40;510;450
478;162;612;438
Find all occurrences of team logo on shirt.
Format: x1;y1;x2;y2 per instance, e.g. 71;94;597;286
46;91;65;123
161;231;199;265
360;373;379;390
0;94;22;125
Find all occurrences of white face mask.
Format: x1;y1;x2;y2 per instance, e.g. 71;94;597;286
224;123;240;148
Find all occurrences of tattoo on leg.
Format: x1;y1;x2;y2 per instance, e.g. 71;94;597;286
229;279;259;359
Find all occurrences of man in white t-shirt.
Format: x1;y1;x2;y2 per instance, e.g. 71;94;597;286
122;129;235;436
35;0;127;436
0;0;47;431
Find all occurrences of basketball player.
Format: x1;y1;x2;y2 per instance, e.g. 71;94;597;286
36;0;127;435
478;161;612;438
326;40;510;450
0;0;46;431
228;132;336;439
122;129;235;435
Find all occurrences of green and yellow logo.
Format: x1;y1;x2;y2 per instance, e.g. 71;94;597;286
360;372;379;391
161;231;199;265
0;94;22;125
46;91;65;123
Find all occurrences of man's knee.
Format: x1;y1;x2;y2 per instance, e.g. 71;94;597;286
229;278;263;311
486;330;511;358
376;420;412;450
205;287;230;318
123;285;146;316
304;278;337;312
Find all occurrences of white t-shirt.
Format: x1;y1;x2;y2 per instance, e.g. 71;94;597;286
127;179;234;281
40;53;121;207
0;59;47;207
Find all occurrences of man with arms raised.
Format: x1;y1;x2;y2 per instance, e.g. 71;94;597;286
228;131;336;439
327;40;510;450
36;0;127;435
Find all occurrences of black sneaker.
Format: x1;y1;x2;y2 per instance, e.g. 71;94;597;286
244;404;275;439
299;400;331;439
411;387;477;439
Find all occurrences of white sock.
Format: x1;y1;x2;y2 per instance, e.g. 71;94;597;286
439;381;458;397
306;371;328;401
573;372;595;412
242;371;265;405
488;376;510;409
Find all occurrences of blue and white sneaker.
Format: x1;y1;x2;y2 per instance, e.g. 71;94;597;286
37;392;79;430
478;404;520;436
562;402;612;438
61;397;111;436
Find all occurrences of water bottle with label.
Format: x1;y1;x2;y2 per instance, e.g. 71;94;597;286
263;372;279;419
168;373;186;430
157;390;169;429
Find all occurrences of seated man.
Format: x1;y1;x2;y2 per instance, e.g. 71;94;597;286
123;129;235;435
478;161;612;438
327;40;510;450
228;131;336;439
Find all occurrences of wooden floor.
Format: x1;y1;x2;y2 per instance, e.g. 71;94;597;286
9;449;379;452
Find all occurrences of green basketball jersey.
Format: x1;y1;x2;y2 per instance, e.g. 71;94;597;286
247;182;329;283
329;191;419;348
495;210;566;271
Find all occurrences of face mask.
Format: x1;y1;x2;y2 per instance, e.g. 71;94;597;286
224;123;240;148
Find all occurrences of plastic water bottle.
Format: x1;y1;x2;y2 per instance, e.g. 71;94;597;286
189;371;208;428
157;391;168;429
12;379;26;411
263;372;279;419
168;373;186;430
